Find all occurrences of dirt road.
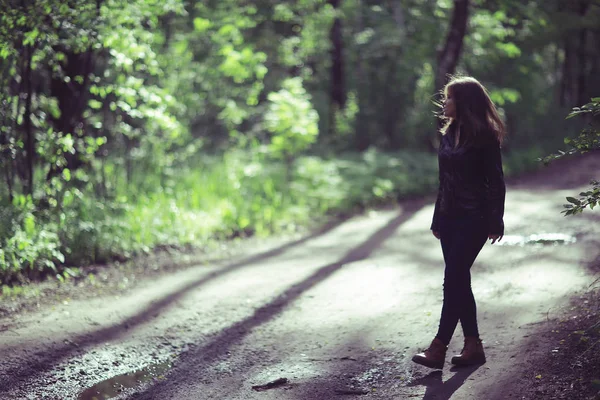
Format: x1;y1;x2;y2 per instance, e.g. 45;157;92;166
1;154;599;400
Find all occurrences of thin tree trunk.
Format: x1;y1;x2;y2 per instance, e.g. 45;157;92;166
0;120;14;202
577;29;587;105
384;59;399;149
4;163;14;202
125;135;133;185
47;47;96;181
435;0;470;94
354;1;369;151
0;62;15;201
23;45;35;196
391;0;406;43
576;1;589;105
328;0;346;135
560;36;574;107
13;45;27;188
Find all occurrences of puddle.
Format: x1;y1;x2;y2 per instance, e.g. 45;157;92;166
496;233;576;247
78;361;172;400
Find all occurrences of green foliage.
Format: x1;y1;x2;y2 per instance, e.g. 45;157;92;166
264;78;319;161
541;98;600;215
0;196;64;283
334;92;359;137
563;181;600;216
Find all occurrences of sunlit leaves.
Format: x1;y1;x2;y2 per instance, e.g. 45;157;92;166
62;168;72;182
220;100;249;127
495;42;521;58
88;99;103;110
274;4;296;22
193;17;212;32
219;45;267;84
354;28;376;45
264;78;319;160
0;44;11;59
489;88;521;106
466;10;519;59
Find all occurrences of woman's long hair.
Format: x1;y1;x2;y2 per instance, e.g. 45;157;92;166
439;76;506;147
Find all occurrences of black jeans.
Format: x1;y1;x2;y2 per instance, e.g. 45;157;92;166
435;212;488;346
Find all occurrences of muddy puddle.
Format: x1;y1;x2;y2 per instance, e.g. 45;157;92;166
496;233;576;247
78;361;172;400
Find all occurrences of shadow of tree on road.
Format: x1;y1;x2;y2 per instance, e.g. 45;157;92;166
0;212;355;393
129;199;427;399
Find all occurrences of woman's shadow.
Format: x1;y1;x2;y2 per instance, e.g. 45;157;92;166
407;365;482;400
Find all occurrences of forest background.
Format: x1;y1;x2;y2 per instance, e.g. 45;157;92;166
1;0;599;286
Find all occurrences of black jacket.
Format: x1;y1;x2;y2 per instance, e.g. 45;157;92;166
431;127;506;235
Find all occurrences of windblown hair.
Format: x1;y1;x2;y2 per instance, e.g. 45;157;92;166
439;76;506;147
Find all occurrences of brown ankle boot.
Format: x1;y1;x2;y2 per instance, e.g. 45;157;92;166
412;338;447;369
451;336;486;366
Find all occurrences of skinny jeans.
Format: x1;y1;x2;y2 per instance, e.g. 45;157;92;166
435;212;488;346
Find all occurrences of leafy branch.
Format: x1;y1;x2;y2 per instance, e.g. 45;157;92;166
540;97;600;215
563;180;600;216
538;127;600;165
539;98;600;165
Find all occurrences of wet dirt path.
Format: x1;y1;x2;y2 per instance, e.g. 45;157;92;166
0;154;599;400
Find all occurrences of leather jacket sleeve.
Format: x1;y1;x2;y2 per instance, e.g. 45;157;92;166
484;140;505;235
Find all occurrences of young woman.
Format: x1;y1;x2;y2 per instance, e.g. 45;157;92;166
412;76;506;369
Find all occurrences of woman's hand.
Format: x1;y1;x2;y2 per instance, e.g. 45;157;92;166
432;230;440;239
489;234;503;244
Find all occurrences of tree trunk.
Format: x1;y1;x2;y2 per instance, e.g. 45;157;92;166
328;0;346;135
435;0;470;94
559;0;590;107
1;68;15;202
354;2;369;151
384;60;400;149
23;45;35;196
560;36;574;107
0;126;14;202
576;1;589;105
47;47;96;181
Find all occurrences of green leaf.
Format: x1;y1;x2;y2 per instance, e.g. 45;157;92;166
566;197;581;205
194;18;212;32
495;42;521;58
0;45;10;59
23;28;40;46
24;214;35;235
89;99;103;109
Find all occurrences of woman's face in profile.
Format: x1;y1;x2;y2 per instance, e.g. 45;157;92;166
443;90;456;119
